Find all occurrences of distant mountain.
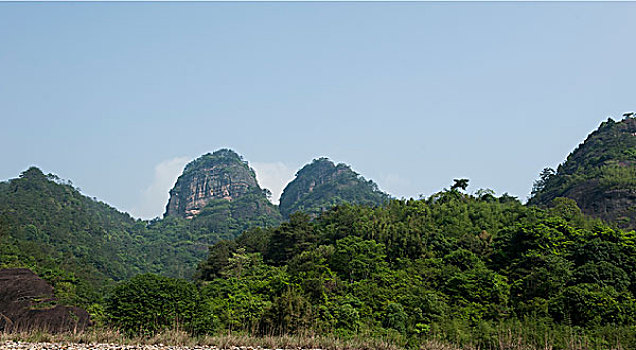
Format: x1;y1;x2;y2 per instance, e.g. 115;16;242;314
529;116;636;229
0;162;279;301
279;158;390;218
164;149;282;233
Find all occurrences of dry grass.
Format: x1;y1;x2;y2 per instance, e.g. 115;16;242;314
0;328;627;350
0;329;405;350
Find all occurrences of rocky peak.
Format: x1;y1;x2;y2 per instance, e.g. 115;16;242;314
281;158;347;203
165;149;261;219
279;157;389;218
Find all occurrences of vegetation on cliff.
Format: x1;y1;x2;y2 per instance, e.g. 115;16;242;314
529;116;636;229
279;158;390;218
165;149;282;235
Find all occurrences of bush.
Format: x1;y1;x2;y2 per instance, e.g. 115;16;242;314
106;274;200;335
383;302;407;333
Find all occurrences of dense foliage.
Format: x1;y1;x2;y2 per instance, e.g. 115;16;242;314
106;274;203;335
0;168;142;305
105;188;631;347
0;153;384;310
530;116;636;229
183;189;282;241
279;158;390;218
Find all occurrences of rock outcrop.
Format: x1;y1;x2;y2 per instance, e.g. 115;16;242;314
279;158;390;218
0;268;90;332
164;149;282;237
165;149;261;219
529;116;636;229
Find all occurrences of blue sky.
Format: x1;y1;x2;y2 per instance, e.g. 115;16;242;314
1;2;635;219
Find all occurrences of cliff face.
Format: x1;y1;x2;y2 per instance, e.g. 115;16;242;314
279;158;390;218
164;149;282;237
0;268;90;332
530;116;636;229
165;149;260;219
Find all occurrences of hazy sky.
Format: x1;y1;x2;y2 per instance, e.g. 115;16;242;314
1;2;635;219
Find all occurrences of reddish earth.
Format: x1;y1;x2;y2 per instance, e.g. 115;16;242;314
0;268;90;332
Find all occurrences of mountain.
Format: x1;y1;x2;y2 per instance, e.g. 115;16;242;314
0;163;276;301
0;167;145;280
0;151;386;301
5;131;636;345
0;167;149;306
164;149;282;232
529;116;636;229
278;157;390;218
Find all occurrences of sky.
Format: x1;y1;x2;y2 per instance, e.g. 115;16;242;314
1;2;635;219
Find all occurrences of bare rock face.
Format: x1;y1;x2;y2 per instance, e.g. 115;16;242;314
0;268;90;332
165;149;261;219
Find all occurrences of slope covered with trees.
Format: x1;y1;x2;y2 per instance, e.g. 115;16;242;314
0;151;389;297
0;166;279;308
530;116;636;229
0;168;144;288
279;158;390;218
107;189;636;348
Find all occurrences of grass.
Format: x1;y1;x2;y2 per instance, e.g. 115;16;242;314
1;324;632;350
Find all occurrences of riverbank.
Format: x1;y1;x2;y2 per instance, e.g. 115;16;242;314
0;331;411;350
1;341;319;350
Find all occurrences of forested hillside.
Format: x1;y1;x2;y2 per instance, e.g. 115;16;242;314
0;167;277;307
0;167;143;304
530;116;636;229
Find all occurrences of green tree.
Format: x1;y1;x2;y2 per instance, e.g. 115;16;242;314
106;274;200;335
451;178;470;191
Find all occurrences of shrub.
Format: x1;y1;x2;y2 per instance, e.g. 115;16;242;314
106;274;200;335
